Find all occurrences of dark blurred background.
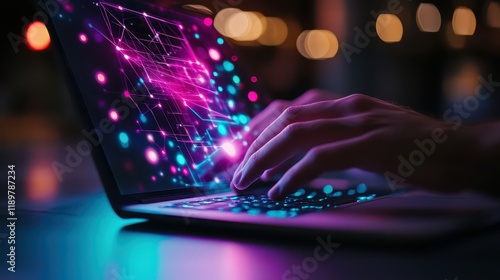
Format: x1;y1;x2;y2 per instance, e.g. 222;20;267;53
1;0;500;204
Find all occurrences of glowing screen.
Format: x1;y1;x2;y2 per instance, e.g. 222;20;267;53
48;0;266;194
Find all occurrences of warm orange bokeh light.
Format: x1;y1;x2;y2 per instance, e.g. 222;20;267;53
25;21;51;51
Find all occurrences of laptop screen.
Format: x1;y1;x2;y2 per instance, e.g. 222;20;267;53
47;0;266;194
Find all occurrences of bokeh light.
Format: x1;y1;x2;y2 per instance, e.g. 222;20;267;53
79;33;88;43
25;21;51;51
296;30;339;60
248;91;258;102
95;71;107;84
225;11;264;41
486;2;500;28
452;7;476;35
208;48;221;61
257;17;288;46
214;8;242;37
26;160;59;202
376;14;403;43
145;148;159;164
416;3;441;32
108;109;119;121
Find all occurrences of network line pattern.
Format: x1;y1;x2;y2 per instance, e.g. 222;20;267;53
72;1;263;192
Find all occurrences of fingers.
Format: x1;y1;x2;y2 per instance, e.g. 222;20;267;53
267;137;369;200
292;88;341;105
234;99;362;178
260;155;302;181
232;117;362;190
242;99;290;143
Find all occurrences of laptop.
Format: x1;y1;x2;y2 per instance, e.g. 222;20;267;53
41;0;500;245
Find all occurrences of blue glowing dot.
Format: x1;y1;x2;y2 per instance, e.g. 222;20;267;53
223;61;235;72
356;183;367;194
210;79;216;84
168;141;174;148
333;191;342;197
118;132;129;148
266;210;288;218
238;114;248;124
244;126;250;131
139;78;144;83
176;154;186;165
232;75;240;84
231;207;243;213
232;115;239;124
217;37;224;44
323;184;333;194
227;85;237;95
140;114;147;123
217;86;223;92
88;23;93;28
347;189;356;195
58;14;63;18
247;209;261;216
213;71;219;77
292;188;306;197
194;33;200;39
228;99;235;107
218;124;228;136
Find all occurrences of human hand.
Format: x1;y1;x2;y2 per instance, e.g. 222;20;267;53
201;89;341;182
231;93;482;200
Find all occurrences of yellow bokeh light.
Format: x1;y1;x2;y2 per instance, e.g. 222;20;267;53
296;30;338;60
226;11;264;41
487;2;500;28
214;8;241;37
25;21;51;51
416;3;441;32
452;7;476;35
26;161;59;202
376;14;403;43
257;17;288;46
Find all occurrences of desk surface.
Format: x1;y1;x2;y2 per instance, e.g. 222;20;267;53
1;144;500;280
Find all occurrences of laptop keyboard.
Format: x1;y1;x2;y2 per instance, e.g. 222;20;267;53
161;186;380;218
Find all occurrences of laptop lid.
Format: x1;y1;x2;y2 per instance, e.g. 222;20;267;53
43;0;268;210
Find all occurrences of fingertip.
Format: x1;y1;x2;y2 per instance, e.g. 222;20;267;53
260;170;272;182
267;185;282;200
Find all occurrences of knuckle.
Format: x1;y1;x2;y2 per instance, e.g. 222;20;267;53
282;122;304;138
344;93;373;110
306;147;324;163
247;152;261;166
280;106;302;124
